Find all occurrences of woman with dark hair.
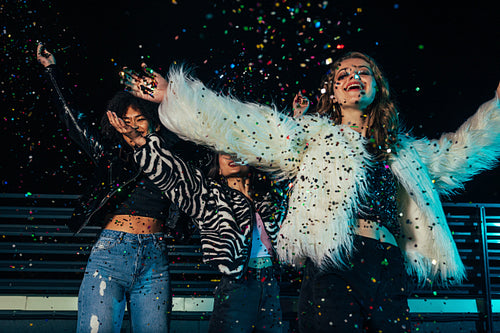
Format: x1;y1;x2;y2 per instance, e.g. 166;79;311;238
120;52;499;332
36;43;178;333
106;111;286;332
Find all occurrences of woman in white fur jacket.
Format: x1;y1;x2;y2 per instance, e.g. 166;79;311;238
121;53;500;332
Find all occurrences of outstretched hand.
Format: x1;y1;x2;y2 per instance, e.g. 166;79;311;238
106;111;146;147
119;63;167;104
36;42;56;67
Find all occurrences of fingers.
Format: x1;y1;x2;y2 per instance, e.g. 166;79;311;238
37;42;51;58
120;67;142;81
106;110;128;132
36;43;43;56
106;110;119;129
119;67;156;96
292;91;310;118
141;62;160;79
36;42;56;67
294;94;309;107
119;68;144;96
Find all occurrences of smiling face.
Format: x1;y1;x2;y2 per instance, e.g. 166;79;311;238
332;57;377;111
121;106;154;146
218;154;250;178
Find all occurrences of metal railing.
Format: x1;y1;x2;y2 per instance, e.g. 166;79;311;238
1;194;500;331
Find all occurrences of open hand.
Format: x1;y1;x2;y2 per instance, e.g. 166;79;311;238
36;42;56;67
106;111;146;147
119;63;167;104
292;91;310;118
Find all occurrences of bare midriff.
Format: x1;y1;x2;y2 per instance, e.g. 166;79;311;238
104;214;163;234
355;218;398;246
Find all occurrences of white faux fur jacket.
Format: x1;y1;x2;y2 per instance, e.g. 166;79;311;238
158;67;500;285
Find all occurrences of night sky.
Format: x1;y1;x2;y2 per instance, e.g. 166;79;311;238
1;0;499;202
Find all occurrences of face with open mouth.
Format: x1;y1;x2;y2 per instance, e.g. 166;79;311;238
218;154;250;177
333;58;377;111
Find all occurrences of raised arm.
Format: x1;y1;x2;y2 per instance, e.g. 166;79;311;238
121;65;309;178
156;66;312;179
36;43;108;165
411;84;500;196
107;111;209;221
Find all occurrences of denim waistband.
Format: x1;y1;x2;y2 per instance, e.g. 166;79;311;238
99;229;165;244
248;257;273;269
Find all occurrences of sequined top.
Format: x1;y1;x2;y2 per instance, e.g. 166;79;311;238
356;159;400;237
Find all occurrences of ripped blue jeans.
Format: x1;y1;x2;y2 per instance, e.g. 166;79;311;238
77;230;170;333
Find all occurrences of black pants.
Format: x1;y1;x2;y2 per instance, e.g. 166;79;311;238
298;236;414;333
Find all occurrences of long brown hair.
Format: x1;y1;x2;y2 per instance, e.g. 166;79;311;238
315;52;399;158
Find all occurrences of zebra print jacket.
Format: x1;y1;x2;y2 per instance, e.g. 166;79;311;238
134;133;286;278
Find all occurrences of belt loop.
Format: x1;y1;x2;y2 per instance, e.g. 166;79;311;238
153;232;162;245
117;232;125;244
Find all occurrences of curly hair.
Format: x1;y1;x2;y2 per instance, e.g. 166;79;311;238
315;51;399;159
100;91;161;145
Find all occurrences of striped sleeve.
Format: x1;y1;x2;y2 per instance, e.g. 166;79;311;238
134;133;208;221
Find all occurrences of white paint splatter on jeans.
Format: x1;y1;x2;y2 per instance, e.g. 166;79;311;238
90;315;100;333
99;280;106;296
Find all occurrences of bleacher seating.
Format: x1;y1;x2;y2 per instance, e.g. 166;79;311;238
1;193;500;332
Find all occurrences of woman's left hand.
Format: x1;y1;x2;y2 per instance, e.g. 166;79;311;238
36;42;56;67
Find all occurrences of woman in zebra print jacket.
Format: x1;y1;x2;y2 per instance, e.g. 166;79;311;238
107;110;287;332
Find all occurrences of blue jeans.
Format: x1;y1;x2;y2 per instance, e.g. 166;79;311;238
77;230;170;333
208;266;283;333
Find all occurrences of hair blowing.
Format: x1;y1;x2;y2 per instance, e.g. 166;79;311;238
315;52;399;159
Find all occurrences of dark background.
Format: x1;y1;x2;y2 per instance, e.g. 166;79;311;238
1;0;499;202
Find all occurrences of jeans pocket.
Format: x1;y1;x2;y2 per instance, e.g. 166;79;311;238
92;236;119;253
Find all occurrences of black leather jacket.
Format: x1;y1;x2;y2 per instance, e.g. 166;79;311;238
43;65;178;234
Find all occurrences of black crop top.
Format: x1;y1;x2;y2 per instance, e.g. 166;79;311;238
113;175;168;220
356;159;400;237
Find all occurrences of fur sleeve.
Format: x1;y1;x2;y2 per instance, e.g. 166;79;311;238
158;66;307;179
411;93;500;196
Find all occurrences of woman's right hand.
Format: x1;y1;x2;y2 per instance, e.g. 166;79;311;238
106;111;147;147
36;43;56;67
119;63;167;104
